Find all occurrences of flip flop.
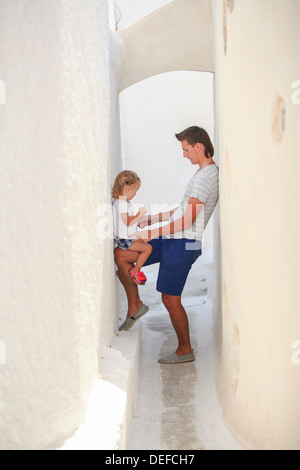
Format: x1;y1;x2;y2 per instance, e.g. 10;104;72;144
119;303;149;331
130;268;147;285
158;351;195;364
116;269;146;285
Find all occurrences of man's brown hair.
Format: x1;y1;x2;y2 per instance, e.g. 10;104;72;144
175;126;214;159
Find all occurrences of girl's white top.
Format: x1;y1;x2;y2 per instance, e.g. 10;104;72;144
113;198;137;239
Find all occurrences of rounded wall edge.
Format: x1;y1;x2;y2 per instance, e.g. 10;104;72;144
115;0;215;92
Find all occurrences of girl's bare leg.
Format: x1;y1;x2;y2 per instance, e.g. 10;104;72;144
128;240;152;272
114;247;142;318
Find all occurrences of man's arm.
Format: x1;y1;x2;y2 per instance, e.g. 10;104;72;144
121;206;148;227
137;198;203;240
138;207;179;229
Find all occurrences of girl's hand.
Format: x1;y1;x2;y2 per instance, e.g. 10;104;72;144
138;206;148;218
138;215;149;229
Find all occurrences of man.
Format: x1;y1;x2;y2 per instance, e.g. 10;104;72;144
114;126;219;364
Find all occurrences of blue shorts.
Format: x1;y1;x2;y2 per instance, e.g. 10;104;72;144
144;237;202;296
115;237;133;250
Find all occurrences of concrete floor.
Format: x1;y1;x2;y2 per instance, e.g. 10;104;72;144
128;251;242;450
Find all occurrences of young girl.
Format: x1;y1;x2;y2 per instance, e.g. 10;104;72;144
112;170;152;285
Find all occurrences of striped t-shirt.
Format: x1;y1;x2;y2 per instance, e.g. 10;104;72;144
166;163;219;241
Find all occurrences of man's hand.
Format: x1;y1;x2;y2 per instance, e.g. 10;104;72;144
137;215;150;229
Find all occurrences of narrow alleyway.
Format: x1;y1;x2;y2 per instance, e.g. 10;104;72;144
128;251;242;450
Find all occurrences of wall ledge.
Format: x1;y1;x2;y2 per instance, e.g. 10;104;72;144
58;328;141;450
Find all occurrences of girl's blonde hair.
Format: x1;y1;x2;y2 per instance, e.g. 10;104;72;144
112;170;141;199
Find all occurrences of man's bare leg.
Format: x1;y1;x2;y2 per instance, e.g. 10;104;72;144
114;247;142;318
162;293;192;356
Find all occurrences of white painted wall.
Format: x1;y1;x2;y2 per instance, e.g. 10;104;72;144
114;0;174;29
213;0;300;450
115;0;214;91
0;0;121;450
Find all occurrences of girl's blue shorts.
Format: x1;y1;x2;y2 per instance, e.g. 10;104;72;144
115;237;133;250
143;237;202;296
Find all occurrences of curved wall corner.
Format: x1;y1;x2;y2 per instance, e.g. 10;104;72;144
115;0;214;92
